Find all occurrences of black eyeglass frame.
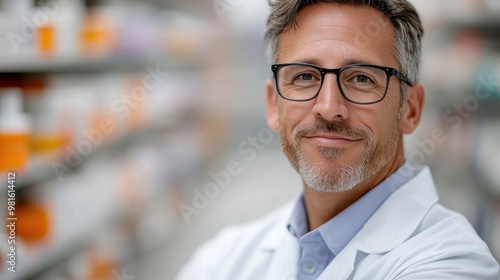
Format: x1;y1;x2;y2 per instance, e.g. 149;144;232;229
271;62;414;104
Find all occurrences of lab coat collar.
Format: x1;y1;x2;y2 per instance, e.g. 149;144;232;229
356;166;439;253
260;189;308;251
259;200;301;279
260;199;298;251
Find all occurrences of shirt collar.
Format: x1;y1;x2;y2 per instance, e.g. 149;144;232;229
287;194;309;239
287;161;420;256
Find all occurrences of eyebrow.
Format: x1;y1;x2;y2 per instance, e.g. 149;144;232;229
292;58;380;68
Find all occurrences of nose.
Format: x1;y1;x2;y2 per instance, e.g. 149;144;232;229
312;73;350;121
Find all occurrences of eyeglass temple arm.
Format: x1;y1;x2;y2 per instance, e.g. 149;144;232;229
391;69;414;86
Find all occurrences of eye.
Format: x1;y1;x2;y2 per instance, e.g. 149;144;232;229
296;73;315;81
279;65;321;87
353;75;372;84
291;71;321;87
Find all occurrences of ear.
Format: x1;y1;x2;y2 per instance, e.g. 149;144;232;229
399;83;425;134
266;79;280;132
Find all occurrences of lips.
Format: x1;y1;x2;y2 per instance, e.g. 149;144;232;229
304;133;362;146
306;133;360;141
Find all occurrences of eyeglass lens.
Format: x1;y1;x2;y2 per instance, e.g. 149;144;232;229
277;65;389;103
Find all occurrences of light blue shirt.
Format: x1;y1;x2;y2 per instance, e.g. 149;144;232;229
287;161;420;279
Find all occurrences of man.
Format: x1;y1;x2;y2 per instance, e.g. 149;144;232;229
177;0;500;279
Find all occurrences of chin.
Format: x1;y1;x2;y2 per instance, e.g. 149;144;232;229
298;154;367;193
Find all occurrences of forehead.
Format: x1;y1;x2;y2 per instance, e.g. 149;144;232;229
277;3;398;68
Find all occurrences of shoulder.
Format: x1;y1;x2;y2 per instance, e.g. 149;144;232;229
409;202;498;261
355;202;500;279
416;203;490;251
392;203;499;278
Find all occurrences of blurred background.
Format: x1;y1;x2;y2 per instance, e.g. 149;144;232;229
0;0;498;279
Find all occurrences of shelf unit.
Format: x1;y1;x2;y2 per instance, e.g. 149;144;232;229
0;8;211;279
0;113;191;193
415;2;500;260
0;72;206;277
0;54;203;74
1;204;126;280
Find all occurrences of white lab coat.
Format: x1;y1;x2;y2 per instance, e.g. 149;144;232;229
177;167;500;279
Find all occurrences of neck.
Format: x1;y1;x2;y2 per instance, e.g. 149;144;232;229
303;148;405;231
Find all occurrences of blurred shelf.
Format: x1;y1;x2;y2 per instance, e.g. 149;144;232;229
0;200;126;280
2;231;100;280
446;12;500;45
0;116;191;193
0;168;182;280
0;53;202;74
0;156;57;193
475;168;500;198
12;214;181;280
447;12;500;29
0;139;185;280
471;119;500;198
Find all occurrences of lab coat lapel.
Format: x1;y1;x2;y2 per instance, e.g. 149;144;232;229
257;203;300;280
317;166;439;280
316;234;361;280
264;228;300;280
356;167;438;253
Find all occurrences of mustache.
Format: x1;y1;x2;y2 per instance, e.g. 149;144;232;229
292;119;371;141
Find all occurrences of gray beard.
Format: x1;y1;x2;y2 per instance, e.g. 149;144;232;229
297;144;394;193
290;126;399;193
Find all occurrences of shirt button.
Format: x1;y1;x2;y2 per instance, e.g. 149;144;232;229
303;263;317;274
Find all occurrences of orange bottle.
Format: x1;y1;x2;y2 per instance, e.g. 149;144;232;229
14;201;51;243
0;89;31;172
88;248;117;280
38;24;55;56
80;9;115;56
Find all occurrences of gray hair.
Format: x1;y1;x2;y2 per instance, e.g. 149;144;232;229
265;0;424;92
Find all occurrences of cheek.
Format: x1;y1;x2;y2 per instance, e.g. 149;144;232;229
375;87;401;121
373;105;401;144
279;102;313;132
385;84;403;112
350;100;400;144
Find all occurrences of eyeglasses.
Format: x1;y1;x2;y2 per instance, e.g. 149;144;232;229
271;63;413;104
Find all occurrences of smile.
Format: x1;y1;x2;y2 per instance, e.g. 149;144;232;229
304;134;362;146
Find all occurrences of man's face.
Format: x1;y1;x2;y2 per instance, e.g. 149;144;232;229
267;4;407;192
